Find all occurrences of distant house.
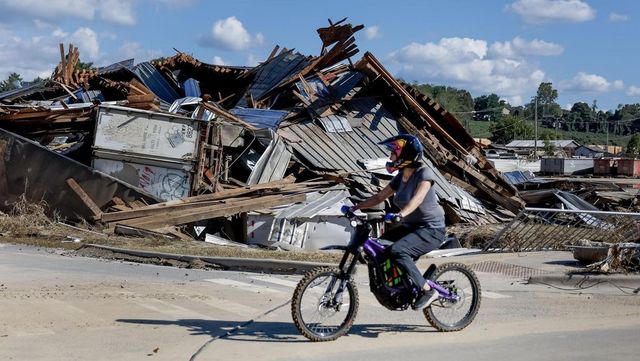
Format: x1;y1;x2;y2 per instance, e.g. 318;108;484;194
574;145;615;158
505;139;580;156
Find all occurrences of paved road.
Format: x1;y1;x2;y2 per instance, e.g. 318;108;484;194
1;243;639;361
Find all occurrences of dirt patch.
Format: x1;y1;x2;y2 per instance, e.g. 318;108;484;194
73;247;223;269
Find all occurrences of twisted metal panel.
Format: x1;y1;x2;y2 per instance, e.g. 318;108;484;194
485;208;640;252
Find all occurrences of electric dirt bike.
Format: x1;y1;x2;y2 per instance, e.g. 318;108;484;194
291;211;482;341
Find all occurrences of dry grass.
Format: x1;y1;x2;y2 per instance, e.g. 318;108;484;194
448;223;504;249
0;195;52;236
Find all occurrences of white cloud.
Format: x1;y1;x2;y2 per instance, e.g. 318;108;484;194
114;42;162;64
608;12;629;22
389;37;548;105
212;56;225;65
506;0;596;24
627;86;640;97
0;26;102;81
490;37;563;58
99;31;118;41
0;0;136;25
200;16;263;51
364;26;380;40
246;53;260;67
97;0;135;25
391;38;487;64
559;72;625;93
71;27;100;60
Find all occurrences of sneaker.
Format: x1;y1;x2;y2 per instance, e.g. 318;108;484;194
411;289;439;310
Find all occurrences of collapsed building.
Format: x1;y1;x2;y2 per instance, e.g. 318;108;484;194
1;20;542;250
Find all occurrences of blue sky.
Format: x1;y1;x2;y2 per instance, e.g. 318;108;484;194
1;0;638;111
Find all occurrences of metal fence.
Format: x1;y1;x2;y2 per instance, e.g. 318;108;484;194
485;207;640;252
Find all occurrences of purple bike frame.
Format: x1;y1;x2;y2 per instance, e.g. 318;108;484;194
363;237;459;302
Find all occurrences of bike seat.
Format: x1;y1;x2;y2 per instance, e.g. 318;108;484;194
376;238;394;247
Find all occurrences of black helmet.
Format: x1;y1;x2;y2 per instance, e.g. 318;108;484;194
378;134;423;172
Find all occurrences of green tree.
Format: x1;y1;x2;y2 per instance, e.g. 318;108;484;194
626;134;640;157
542;134;556;156
526;82;562;128
489;115;533;144
570;102;592;132
415;83;474;128
473;93;506;121
0;72;23;92
74;60;94;70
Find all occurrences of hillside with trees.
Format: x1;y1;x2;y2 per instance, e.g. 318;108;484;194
413;80;639;153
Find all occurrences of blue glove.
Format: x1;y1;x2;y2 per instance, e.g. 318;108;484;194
340;205;355;215
384;213;403;223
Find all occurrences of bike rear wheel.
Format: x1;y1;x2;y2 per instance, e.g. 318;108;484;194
423;262;481;332
291;267;359;341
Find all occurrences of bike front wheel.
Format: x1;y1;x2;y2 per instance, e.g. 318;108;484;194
291;267;359;341
424;262;481;332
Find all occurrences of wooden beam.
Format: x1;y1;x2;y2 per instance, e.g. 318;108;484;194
199;101;257;130
120;193;306;230
66;178;102;218
360;52;469;156
59;44;66;82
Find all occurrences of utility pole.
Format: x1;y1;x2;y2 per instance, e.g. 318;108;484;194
534;96;538;155
606;119;609;155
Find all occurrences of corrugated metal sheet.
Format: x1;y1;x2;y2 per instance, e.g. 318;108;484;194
67;89;104;103
97;59;134;75
283;97;486;216
284;98;398;172
294;77;330;101
506;140;579;148
503;170;535;185
237;51;310;106
330;71;364;99
0;82;47;101
317;115;353;133
133;62;181;103
247;135;292;185
275;188;351;220
229;107;288;129
181;78;201;97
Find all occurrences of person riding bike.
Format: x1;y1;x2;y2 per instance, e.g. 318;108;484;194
347;134;446;310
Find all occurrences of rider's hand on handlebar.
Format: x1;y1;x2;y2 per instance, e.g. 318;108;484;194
340;205;356;215
384;213;403;224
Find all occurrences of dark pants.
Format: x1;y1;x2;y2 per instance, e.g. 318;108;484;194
381;224;445;288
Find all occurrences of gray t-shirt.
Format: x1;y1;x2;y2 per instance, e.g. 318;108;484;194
389;166;446;228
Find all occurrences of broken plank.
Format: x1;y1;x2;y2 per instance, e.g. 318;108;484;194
121;194;306;230
127;94;156;103
66;178;102;218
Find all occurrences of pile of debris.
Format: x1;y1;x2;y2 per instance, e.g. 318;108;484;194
586;243;640;274
0;20;523;250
